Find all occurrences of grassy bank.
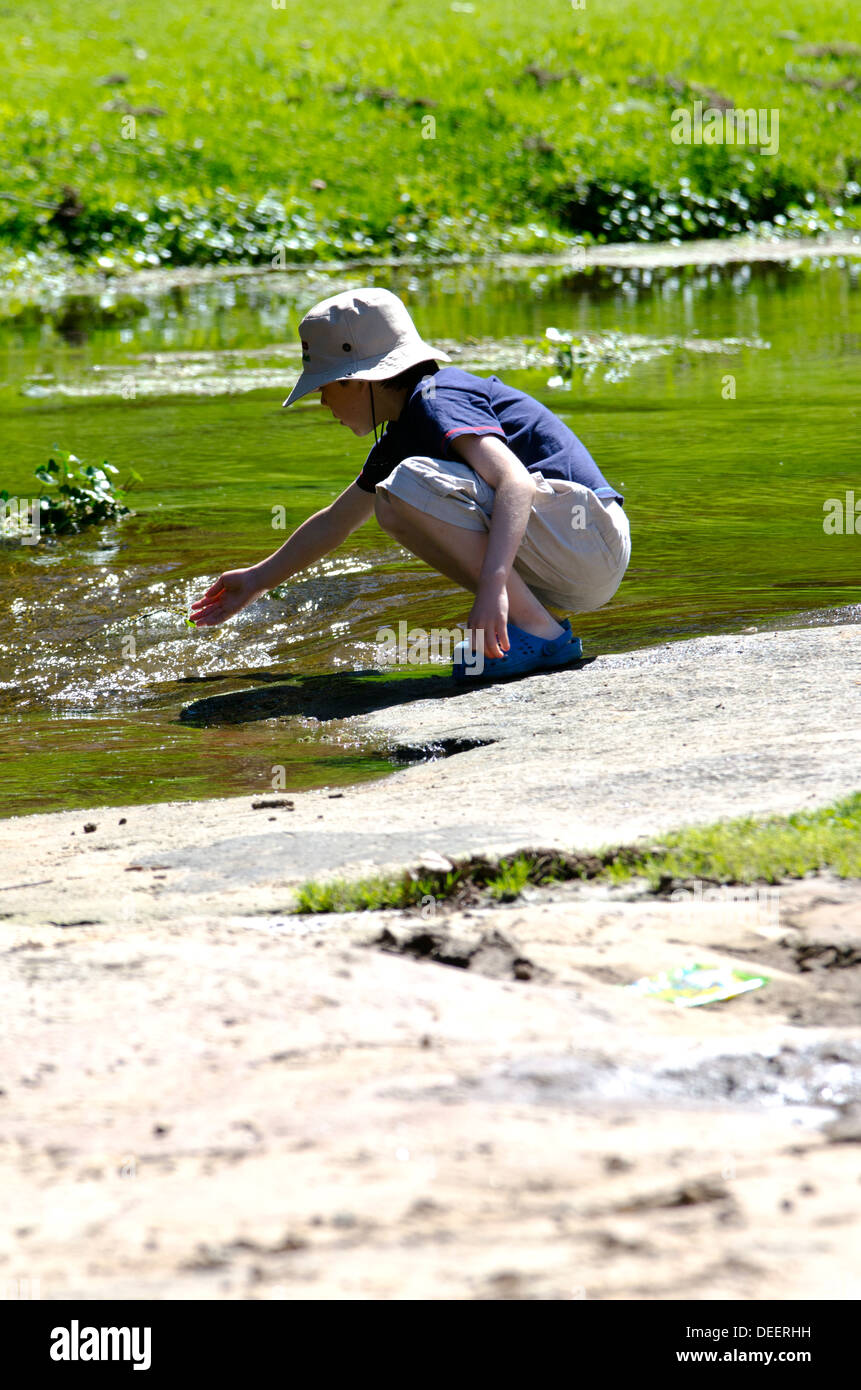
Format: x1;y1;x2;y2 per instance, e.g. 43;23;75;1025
292;791;861;913
1;0;859;275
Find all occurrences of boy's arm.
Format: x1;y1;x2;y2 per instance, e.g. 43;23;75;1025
256;481;376;589
190;481;376;627
449;433;537;656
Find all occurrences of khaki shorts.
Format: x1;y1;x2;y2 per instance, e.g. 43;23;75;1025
375;455;631;612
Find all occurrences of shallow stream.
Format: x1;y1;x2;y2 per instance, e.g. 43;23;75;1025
1;253;858;818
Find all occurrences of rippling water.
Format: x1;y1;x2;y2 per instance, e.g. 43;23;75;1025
1;255;858;818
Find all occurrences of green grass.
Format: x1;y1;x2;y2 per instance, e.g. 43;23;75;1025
291;790;861;913
1;0;859;273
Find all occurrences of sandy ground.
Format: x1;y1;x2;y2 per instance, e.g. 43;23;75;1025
1;623;859;1300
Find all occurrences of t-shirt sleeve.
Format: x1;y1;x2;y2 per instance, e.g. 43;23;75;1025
355;434;395;493
417;380;507;456
353;376;508;491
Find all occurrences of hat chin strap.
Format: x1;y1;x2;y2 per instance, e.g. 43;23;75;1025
370;380;379;446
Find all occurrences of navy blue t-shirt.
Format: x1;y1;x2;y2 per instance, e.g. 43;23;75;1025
355;366;623;505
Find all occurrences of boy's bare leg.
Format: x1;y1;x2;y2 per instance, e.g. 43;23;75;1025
374;491;564;639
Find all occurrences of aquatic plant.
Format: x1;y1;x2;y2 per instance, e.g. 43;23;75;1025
31;449;140;535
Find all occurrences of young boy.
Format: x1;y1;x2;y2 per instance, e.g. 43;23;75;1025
190;286;630;679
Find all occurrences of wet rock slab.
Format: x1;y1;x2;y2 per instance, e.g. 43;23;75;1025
0;624;859;933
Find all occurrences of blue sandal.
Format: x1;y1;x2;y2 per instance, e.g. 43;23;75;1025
452;618;583;682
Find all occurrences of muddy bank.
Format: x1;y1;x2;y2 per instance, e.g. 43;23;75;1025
1;622;859;1299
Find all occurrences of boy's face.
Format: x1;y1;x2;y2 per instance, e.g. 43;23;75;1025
317;379;372;435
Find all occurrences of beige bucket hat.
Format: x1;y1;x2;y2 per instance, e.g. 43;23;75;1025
282;286;450;407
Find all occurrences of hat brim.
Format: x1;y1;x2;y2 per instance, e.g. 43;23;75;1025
281;338;450;407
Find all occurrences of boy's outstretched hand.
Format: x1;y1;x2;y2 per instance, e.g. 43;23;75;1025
189;568;266;627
